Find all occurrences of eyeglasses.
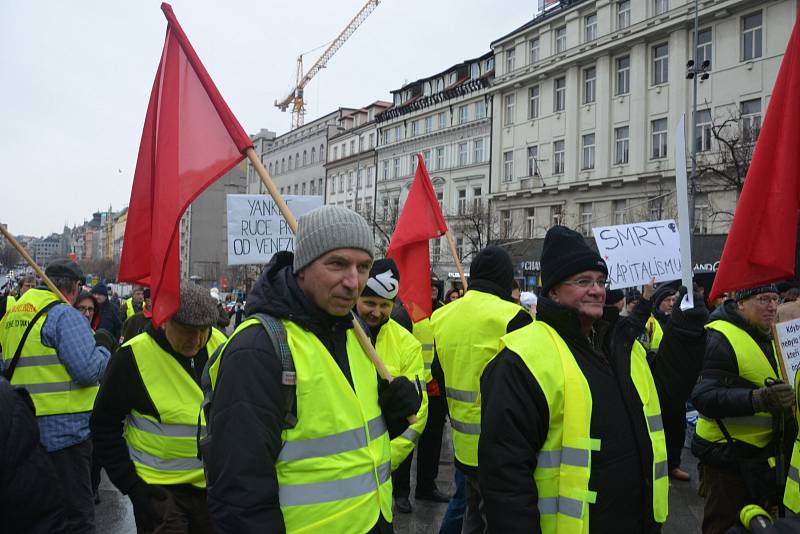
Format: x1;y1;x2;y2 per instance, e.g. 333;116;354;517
77;305;94;313
562;278;609;290
753;295;780;306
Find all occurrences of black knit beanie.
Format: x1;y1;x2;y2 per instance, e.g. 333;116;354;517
540;226;608;296
469;245;514;295
362;258;400;300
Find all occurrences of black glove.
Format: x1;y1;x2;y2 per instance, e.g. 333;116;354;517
128;480;169;532
751;383;795;412
379;375;421;422
94;329;117;353
670;286;709;332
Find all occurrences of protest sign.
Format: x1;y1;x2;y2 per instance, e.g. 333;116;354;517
227;194;322;265
774;318;800;388
592;219;683;290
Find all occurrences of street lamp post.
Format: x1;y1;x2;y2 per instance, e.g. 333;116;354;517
686;0;711;233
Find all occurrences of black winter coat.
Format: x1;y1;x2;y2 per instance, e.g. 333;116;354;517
690;301;796;467
479;295;707;533
205;252;395;534
95;298;122;341
0;377;66;534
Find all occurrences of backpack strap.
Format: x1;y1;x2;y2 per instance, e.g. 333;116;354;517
251;313;297;429
198;313;297;460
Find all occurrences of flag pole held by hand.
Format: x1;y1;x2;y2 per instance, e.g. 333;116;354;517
0;224;69;304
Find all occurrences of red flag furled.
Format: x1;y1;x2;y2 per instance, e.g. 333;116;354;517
709;15;800;301
119;3;253;327
387;154;448;322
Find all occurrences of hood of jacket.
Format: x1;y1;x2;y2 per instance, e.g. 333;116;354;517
244;251;354;338
709;299;772;343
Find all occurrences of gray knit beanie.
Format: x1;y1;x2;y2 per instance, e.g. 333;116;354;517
293;205;374;272
172;282;219;327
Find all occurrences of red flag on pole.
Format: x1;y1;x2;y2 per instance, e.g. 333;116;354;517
387;154;448;322
118;3;253;327
709;15;800;301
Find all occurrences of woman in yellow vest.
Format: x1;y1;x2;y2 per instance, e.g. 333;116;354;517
480;226;709;533
204;206;420;534
90;282;226;534
356;258;429;515
691;284;795;533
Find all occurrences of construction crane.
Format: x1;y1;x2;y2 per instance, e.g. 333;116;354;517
274;0;380;129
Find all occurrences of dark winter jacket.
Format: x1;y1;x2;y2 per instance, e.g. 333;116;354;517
95;298;122;340
691;301;796;467
205;252;394;534
89;324;211;495
478;294;707;533
0;377;66;534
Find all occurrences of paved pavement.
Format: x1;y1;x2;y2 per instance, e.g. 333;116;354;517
97;425;704;533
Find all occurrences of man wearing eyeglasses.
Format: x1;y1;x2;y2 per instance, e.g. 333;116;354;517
479;226;708;533
691;284;793;533
0;258;113;533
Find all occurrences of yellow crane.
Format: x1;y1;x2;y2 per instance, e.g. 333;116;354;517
274;0;381;128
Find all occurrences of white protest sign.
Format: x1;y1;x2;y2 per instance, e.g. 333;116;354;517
775;318;800;388
592;219;683;290
227;194;323;265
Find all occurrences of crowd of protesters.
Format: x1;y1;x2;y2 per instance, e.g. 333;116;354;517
2;206;800;533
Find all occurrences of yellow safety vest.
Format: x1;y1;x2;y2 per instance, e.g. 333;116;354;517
431;289;521;467
4;295;16;317
209;318;393;534
500;322;669;532
375;318;428;470
412;318;434;383
785;368;800;512
0;288;99;416
695;320;780;449
123;329;225;488
124;298;136;320
645;316;664;352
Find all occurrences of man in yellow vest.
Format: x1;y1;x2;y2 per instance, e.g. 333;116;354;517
480;226;708;533
431;245;533;531
90;282;224;533
2;274;35;318
204;206;421;534
356;258;428;514
0;258;112;534
121;285;145;321
691;283;794;533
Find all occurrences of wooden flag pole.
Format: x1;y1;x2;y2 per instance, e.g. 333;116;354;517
0;224;69;304
245;148;396;384
444;230;468;290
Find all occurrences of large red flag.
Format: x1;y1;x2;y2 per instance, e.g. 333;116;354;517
709;15;800;301
119;3;253;327
387;154;448;322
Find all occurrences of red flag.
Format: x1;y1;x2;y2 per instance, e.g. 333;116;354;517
709;15;800;301
387;155;448;322
119;3;253;327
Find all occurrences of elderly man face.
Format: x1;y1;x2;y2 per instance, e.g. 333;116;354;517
296;248;373;317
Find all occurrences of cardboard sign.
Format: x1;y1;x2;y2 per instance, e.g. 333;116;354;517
774;318;800;388
592;220;683;290
226;194;323;265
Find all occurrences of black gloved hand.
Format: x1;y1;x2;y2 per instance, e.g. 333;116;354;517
128;481;169;532
378;376;422;422
94;328;117;353
670;286;709;332
752;383;795;412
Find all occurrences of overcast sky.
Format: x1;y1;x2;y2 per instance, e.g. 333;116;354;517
0;0;535;237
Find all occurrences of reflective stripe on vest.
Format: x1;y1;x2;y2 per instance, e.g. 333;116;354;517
374;318;428;471
412;319;435;383
432;290;522;467
500;322;669;532
695;320;780;449
123;329;226;488
211;318;393;533
0;288;99;416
